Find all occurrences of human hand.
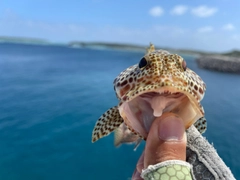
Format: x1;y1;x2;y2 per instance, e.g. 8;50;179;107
132;113;189;180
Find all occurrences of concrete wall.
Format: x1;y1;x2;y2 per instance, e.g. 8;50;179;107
196;55;240;73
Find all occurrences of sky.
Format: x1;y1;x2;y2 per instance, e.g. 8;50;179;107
0;0;240;52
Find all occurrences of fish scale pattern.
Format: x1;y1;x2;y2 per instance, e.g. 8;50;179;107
143;164;192;180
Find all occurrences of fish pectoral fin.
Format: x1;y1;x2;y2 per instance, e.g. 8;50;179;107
114;123;142;148
92;106;124;143
194;116;207;134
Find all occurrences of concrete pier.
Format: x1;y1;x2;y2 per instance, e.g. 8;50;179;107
196;55;240;73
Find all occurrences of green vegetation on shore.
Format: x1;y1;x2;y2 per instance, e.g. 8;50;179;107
68;41;213;56
222;50;240;57
68;41;147;51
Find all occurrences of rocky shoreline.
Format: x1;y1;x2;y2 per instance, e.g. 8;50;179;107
196;55;240;73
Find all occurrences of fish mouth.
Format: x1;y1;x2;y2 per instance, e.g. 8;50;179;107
118;87;203;139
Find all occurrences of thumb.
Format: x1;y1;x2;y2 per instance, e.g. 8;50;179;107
144;112;187;168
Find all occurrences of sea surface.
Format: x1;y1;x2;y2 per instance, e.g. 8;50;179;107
0;43;239;180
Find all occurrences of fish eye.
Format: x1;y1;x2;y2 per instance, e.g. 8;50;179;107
138;57;148;69
182;60;187;71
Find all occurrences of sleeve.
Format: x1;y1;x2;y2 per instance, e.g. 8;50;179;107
141;160;194;180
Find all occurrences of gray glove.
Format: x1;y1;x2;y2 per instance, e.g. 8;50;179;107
186;125;235;180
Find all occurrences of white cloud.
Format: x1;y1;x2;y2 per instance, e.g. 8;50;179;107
222;23;235;31
171;5;188;15
197;26;214;33
191;6;218;17
149;6;164;17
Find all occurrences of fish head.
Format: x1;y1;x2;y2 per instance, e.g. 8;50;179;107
113;44;206;139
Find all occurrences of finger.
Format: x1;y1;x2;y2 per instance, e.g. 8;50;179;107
131;169;142;180
136;151;144;172
144;112;186;168
132;150;144;180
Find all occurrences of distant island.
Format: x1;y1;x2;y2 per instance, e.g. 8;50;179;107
0;36;49;45
69;41;146;51
68;41;211;56
1;36;240;73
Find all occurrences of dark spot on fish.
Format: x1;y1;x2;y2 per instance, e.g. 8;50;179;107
122;96;128;101
194;85;198;91
129;77;133;83
190;81;193;87
121;80;128;86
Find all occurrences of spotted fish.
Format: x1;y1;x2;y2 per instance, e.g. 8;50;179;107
92;44;206;146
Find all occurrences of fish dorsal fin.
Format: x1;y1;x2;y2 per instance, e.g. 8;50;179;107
146;43;155;54
194;116;207;134
92;106;124;143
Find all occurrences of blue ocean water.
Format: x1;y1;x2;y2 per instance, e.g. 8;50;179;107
0;43;239;180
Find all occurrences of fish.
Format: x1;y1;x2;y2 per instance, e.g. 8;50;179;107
92;44;207;147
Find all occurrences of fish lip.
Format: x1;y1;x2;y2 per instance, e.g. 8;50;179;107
124;84;203;111
139;91;183;99
125;85;185;100
119;86;204;139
